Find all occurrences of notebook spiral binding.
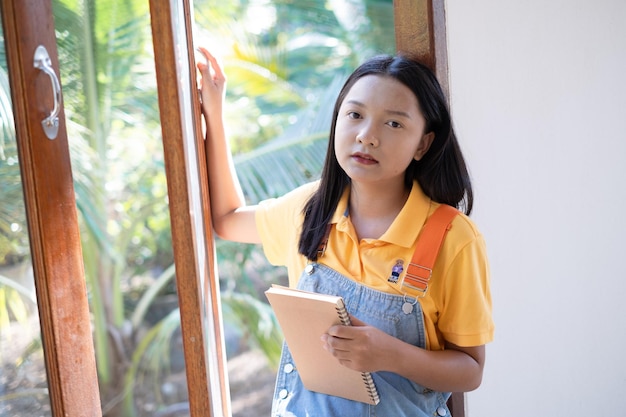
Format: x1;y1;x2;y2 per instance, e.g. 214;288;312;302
335;303;352;326
362;373;380;405
335;302;381;405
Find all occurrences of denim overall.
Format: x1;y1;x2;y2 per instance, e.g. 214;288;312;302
270;262;451;417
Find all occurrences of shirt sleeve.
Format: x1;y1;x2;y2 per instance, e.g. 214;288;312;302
255;181;318;266
437;232;495;347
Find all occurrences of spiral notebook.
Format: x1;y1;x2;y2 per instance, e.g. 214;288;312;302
265;285;380;405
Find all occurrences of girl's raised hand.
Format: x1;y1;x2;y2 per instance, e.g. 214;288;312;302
196;47;226;124
194;47;260;244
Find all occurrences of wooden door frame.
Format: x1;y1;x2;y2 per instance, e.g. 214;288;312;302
0;0;102;416
394;0;449;98
394;2;465;415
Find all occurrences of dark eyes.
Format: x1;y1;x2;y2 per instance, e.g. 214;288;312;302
346;112;402;128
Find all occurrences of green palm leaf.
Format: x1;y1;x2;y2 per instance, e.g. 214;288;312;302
233;73;345;203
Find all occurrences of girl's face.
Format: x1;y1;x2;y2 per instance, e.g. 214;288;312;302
334;75;433;188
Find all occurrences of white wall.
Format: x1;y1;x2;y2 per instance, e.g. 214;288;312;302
446;0;626;415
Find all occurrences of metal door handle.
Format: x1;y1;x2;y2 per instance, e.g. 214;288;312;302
33;45;61;140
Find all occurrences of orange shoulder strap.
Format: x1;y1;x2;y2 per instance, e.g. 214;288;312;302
402;204;459;297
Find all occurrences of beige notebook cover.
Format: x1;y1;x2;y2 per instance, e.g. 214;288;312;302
265;285;380;405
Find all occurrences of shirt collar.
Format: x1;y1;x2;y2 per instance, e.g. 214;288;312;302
383;181;432;247
331;181;432;247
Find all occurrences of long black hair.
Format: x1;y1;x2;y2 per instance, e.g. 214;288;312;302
298;54;473;261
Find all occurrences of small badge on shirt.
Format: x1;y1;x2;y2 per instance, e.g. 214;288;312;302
387;259;404;283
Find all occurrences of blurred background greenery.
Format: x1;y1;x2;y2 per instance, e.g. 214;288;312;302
0;1;395;416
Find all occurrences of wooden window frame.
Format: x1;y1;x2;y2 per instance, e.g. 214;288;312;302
0;1;101;416
149;1;230;416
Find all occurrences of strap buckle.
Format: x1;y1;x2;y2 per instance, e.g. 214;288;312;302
402;263;432;297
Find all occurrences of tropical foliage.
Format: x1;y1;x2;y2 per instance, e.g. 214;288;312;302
0;1;395;416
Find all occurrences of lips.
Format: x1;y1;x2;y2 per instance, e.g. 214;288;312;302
351;152;378;164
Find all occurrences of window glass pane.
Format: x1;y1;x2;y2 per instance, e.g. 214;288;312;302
52;2;177;416
0;20;52;417
192;2;395;416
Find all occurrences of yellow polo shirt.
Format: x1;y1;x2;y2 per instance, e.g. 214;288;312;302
256;180;494;350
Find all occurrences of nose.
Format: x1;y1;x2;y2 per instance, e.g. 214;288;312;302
356;124;379;147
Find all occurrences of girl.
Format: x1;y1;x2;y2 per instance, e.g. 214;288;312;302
197;48;494;417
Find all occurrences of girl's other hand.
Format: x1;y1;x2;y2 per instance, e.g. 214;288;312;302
321;315;391;373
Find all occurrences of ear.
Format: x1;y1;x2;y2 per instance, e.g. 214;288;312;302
414;131;435;161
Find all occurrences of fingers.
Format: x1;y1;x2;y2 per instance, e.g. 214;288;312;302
196;47;226;83
321;334;349;355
